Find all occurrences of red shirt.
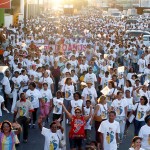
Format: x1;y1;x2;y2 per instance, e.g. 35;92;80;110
69;115;86;139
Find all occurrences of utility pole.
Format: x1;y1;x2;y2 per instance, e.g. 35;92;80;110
24;0;27;27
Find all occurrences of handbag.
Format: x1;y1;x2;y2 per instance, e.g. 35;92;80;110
93;115;103;122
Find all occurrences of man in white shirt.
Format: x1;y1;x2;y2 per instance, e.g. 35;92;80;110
98;111;120;150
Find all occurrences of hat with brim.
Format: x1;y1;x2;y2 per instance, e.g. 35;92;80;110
86;80;93;84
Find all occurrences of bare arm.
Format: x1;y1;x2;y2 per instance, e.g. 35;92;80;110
60;103;72;120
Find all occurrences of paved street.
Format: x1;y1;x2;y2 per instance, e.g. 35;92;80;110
1;109;134;150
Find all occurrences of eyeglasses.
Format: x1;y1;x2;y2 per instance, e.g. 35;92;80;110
75;111;80;114
140;98;144;100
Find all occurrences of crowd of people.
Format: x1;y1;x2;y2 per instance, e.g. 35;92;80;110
0;7;150;150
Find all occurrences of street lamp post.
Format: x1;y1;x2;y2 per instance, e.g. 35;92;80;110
24;0;27;27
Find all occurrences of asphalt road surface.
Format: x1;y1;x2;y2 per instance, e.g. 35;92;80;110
1;109;134;150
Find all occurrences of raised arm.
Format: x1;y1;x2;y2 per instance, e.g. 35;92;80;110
59;103;72;120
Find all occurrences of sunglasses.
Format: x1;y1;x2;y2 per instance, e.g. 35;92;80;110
75;111;81;114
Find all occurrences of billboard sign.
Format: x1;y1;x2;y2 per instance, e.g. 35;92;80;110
0;0;11;9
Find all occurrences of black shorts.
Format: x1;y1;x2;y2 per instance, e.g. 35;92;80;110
69;138;83;149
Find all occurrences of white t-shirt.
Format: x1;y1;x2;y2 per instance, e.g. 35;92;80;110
39;77;53;90
53;97;64;114
1;76;11;94
0;95;4;116
12;76;22;90
98;120;120;150
82;87;97;106
125;97;134;112
41;127;59;150
133;103;150;121
139;124;150;150
26;89;41;108
96;104;108;119
138;59;146;73
84;107;94;130
61;84;74;100
40;89;53;103
129;148;145;150
100;76;111;88
84;73;97;86
111;99;128;117
70;99;83;115
79;64;89;74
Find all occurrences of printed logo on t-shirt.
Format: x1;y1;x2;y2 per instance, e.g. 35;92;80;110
74;119;84;133
148;134;150;145
19;106;26;116
65;90;71;98
137;110;144;119
106;128;114;144
116;104;123;115
14;81;19;89
101;111;107;119
42;93;48;103
49;136;58;150
29;95;34;102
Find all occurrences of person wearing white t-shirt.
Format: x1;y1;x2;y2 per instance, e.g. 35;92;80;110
136;85;150;104
81;81;97;106
138;55;146;73
98;111;120;150
61;77;75;109
100;71;111;88
139;114;150;150
26;82;41;128
132;96;150;136
38;120;64;150
40;83;53;125
62;63;72;75
52;91;64;121
11;71;23;113
84;100;94;145
70;92;83;115
39;71;54;93
111;91;128;142
1;75;11;108
84;67;97;87
124;90;134;132
0;95;5;117
144;64;150;81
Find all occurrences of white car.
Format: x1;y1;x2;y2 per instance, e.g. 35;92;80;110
125;30;150;38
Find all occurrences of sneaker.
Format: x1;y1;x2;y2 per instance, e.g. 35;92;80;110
28;124;31;128
32;124;36;129
23;139;27;143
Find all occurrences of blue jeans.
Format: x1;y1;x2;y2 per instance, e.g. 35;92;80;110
134;119;145;136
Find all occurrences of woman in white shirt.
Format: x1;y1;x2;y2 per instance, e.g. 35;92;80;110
139;114;150;150
124;80;133;97
107;80;118;108
40;83;53;124
131;96;149;136
26;82;41;128
61;77;75;109
70;92;83;115
129;136;145;150
93;95;108;150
